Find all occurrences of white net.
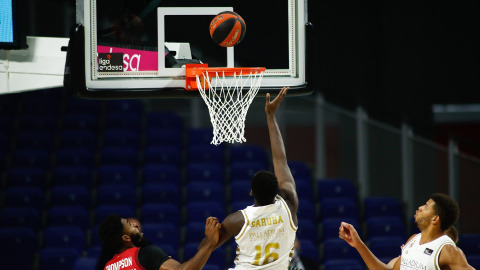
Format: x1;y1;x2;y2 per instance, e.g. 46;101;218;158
196;69;264;145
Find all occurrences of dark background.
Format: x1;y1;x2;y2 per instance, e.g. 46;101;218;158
24;0;480;144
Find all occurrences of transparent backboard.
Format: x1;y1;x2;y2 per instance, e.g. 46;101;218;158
68;0;312;98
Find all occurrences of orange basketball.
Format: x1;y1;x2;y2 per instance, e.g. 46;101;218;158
209;11;246;47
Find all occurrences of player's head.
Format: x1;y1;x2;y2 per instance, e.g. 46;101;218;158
445;226;459;244
430;193;459;231
251;170;278;206
98;214;143;252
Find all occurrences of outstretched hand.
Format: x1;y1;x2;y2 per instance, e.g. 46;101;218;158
339;222;362;248
265;87;289;116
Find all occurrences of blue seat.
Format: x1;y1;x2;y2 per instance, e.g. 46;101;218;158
143;163;181;185
95;205;135;225
364;196;403;220
39;247;80;270
184;222;209;244
298;239;319;263
297;219;318;242
7;167;47;189
321;218;360;241
141;203;181;227
87;245;103;258
297;199;317;221
15;130;54;151
102;129;141;149
187;181;225;204
55;148;95;168
322;238;361;263
141;183;181;206
97;184;137;208
188;128;215;146
48;206;89;230
320;197;359;220
50;185;91;208
366;217;406;240
186;202;225;224
44;226;86;253
230;144;268;167
144;145;181;166
11;149;50;168
231;180;253;202
100;147;139;167
73;257;98;270
147;111;183;132
188;144;224;164
230;162;266;182
317;179;357;202
97;164;136;187
104;112;143;130
0;228;38;269
146;127;183;148
289;161;312;180
184;242;226;268
459;234;480;256
52;166;94;188
141;223;180;249
323;259;364;270
59;130;97;151
187;163;224;183
62;112;99;131
18;114;57;132
0;207;41;231
296;180;314;202
4;186;45;210
231;200;253;212
367;236;404;263
105;99;144;114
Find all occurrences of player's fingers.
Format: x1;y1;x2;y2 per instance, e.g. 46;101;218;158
266;93;271;105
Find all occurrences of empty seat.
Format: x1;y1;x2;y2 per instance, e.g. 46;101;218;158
11;149;50;168
144;145;181;166
297;199;317;221
59;130;97;151
364;196;403;220
186;202;225;224
43;226;86;253
18;114;57;132
187;163;224;184
6;167;47;189
187;181;225;204
184;222;209;244
296;180;315;202
102;129;141;149
147;111;183;132
0;207;41;231
297;219;318;242
298;239;319;263
323;259;364;270
230;162;265;182
188;128;215;146
141;203;181;227
141;183;181;206
184;242;226;268
15;130;54;151
104;111;143;130
0;227;38;269
143;163;181;185
97;184;137;208
365;217;406;240
188;144;224;164
288;161;312;180
317;179;357;202
73;257;98;270
100;147;139;167
48;206;89;230
141;223;180;249
55;148;95;168
231;200;253;212
50;185;91;208
321;218;360;241
39;247;80;270
62;112;99;131
95;205;135;225
105;99;144;114
459;234;480;256
4;186;45;210
97;164;136;187
52;166;94;188
146;127;183;148
320;197;359;221
230;144;268;167
322;238;361;263
231;180;253;203
368;236;404;263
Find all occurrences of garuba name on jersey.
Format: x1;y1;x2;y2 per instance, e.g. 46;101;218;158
232;195;297;270
400;233;455;270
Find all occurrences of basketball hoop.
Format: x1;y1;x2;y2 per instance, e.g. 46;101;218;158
185;64;266;145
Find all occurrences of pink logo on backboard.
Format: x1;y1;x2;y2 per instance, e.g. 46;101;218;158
97;45;167;72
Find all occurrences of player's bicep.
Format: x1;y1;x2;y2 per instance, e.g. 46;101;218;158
159;258;181;270
278;182;298;209
214;212;244;249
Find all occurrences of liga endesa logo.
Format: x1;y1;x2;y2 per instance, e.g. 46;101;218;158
98;53;123;72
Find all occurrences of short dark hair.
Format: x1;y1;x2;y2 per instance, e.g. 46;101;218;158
251;170;278;205
430;193;459;231
98;214;125;252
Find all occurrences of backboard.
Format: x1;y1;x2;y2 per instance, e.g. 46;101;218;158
65;0;313;98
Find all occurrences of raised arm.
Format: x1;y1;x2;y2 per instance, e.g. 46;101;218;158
160;217;220;270
265;87;298;218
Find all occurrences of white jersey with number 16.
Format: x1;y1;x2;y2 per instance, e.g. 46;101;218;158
231;195;297;270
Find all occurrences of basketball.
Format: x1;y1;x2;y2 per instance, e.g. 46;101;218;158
209;11;246;47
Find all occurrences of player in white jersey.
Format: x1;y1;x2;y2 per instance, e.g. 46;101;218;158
338;193;474;270
210;87;298;270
